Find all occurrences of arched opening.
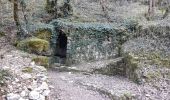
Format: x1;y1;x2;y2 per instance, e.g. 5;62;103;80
55;30;67;60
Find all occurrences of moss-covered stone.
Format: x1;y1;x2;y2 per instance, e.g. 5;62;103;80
137;52;170;68
45;0;55;13
17;38;50;54
22;67;33;73
123;53;141;84
0;70;10;86
145;71;161;82
0;32;5;37
34;29;52;41
120;92;133;100
92;59;126;76
32;56;49;68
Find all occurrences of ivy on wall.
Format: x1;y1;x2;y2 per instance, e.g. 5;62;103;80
48;18;139;63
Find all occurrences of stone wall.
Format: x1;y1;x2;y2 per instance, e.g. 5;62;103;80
50;20;126;64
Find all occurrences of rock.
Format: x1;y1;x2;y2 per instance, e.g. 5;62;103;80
49;85;54;89
21;73;32;80
15;78;19;82
146;94;150;97
42;90;50;96
29;91;40;100
39;94;45;100
30;62;35;66
3;66;10;70
18;98;28;100
35;66;47;72
20;91;28;97
40;82;49;90
6;93;20;100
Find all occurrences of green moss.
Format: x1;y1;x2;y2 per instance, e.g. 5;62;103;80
121;92;133;100
45;0;55;13
0;70;10;86
32;56;49;68
0;32;5;37
22;67;33;73
138;52;170;68
17;38;50;54
145;71;161;81
160;59;170;68
34;29;52;41
124;53;139;69
123;53;140;84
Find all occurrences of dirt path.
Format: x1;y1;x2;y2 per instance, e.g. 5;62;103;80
48;61;143;100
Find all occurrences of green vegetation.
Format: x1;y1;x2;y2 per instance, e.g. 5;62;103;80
45;0;55;13
0;32;5;37
32;56;49;68
145;71;161;82
0;70;10;86
121;92;133;100
34;29;52;41
137;52;170;68
17;38;50;54
123;53;140;83
22;67;33;73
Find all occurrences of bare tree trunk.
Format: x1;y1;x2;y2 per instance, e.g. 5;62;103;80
148;0;155;19
13;0;20;30
54;0;58;18
163;6;170;19
13;0;27;40
20;0;29;34
100;0;112;22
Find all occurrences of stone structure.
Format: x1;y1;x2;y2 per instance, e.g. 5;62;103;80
49;20;129;64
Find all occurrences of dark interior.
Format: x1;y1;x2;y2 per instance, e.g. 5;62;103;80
55;30;67;58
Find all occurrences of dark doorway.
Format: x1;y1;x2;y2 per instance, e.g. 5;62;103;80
55;30;67;60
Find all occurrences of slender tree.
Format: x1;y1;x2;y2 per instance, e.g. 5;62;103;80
11;0;28;39
46;0;58;17
13;0;20;30
148;0;156;20
20;0;29;33
100;0;112;22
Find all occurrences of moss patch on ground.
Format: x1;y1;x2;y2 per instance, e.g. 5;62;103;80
145;71;161;82
17;38;50;54
0;32;5;37
124;52;170;83
22;67;33;73
32;56;49;68
123;53;141;83
0;70;10;86
136;52;170;68
34;29;52;41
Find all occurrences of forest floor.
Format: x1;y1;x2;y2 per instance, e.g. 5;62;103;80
48;63;142;100
48;59;169;100
0;0;170;100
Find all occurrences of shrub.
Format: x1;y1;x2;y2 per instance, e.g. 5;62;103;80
32;56;49;68
0;70;10;86
34;29;52;41
17;38;50;54
0;32;5;37
22;67;33;73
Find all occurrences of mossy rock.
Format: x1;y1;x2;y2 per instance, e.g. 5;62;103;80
32;56;49;68
0;70;10;86
34;29;52;41
123;53;141;84
22;67;33;73
121;92;133;100
45;0;55;13
0;32;5;37
17;38;50;54
138;52;170;68
145;71;161;82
